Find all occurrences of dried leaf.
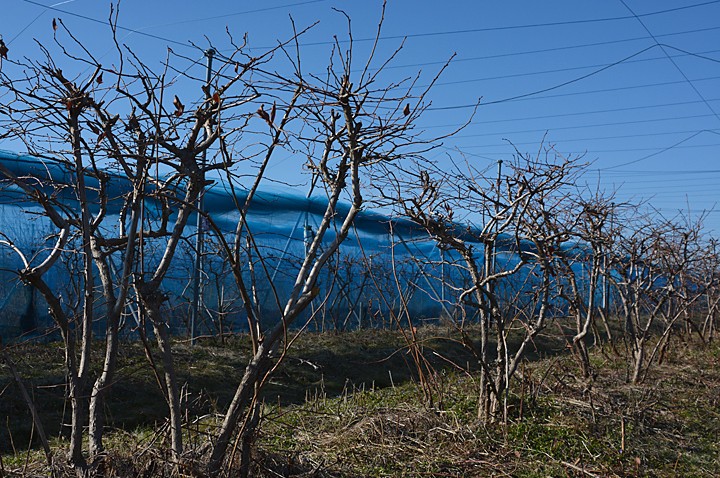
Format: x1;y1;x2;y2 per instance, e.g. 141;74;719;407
270;102;276;124
173;95;184;117
52;18;57;31
212;92;220;104
403;103;411;116
0;39;8;60
96;72;103;85
127;112;139;131
257;104;270;124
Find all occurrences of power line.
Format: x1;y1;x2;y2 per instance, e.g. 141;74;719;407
591;177;720;188
453;102;720;133
418;94;720;137
297;0;720;47
432;114;717;146
599;129;720;170
7;0;79;45
461;128;720;148
495;76;720;104
431;50;720;88
427;44;677;110
601;169;720;176
620;0;720;124
376;25;720;71
20;0;329;50
459;141;720;155
444;134;720;160
22;0;193;48
139;0;329;29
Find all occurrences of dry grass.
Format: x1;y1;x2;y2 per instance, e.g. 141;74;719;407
1;327;719;477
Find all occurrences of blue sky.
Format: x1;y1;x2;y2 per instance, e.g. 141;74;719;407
1;0;719;232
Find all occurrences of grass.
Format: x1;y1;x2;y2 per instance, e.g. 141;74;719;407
1;325;719;476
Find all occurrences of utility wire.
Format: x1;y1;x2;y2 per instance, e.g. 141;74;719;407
21;0;720;52
462;128;720;148
431;49;720;88
372;25;720;71
457;141;720;155
22;0;192;48
297;0;720;46
20;0;328;49
451;100;720;131
7;0;78;45
428;44;670;110
619;0;720;124
599;130;720;170
496;76;720;104
141;0;329;29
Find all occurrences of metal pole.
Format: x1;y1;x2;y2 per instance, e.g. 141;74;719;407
494;159;502;262
190;48;215;346
603;202;614;315
489;159;502;284
440;247;446;304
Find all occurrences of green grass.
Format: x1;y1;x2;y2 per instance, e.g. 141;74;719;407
1;326;719;476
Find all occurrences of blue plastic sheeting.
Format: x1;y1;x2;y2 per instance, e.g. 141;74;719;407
0;150;572;341
0;151;452;340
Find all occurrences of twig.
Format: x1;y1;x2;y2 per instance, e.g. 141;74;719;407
560;460;601;477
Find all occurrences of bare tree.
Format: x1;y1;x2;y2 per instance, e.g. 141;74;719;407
386;148;583;422
550;193;617;378
201;7;452;473
609;209;706;383
0;10;272;469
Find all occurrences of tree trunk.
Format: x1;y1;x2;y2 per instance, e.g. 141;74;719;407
631;338;645;384
140;297;183;460
207;342;271;474
88;321;119;457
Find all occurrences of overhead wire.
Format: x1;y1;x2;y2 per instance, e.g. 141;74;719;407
427;43;717;111
452;141;720;156
295;0;720;46
19;0;720;53
10;1;720;225
430;49;720;89
457;128;720;148
369;25;720;72
598;130;720;170
21;0;194;49
19;0;330;50
619;0;720;124
7;0;78;45
451;103;720;134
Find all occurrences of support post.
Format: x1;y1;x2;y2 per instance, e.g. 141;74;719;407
190;48;215;346
487;159;502;290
